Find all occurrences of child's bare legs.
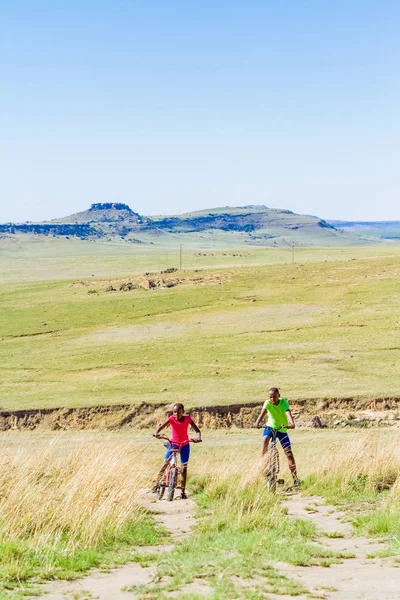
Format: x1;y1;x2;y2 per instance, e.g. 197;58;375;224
284;448;298;481
261;436;270;455
180;464;188;498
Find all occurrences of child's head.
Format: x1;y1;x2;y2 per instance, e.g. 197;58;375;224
268;387;280;403
173;403;184;419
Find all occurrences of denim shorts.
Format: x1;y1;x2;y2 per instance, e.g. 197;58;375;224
263;427;291;450
165;442;190;464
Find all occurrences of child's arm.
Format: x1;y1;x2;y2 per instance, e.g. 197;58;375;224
190;420;202;441
154;419;170;437
286;410;295;429
254;407;266;428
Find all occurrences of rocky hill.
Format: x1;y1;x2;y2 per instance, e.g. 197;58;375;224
0;203;391;246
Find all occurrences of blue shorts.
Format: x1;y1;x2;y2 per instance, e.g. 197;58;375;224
165;442;190;464
263;427;291;450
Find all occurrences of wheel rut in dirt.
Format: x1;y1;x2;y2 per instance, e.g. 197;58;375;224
276;494;400;600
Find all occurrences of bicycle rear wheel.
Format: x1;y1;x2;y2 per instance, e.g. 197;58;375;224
167;467;178;501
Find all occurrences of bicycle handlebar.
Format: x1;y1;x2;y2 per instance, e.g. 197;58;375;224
253;423;289;430
153;434;202;444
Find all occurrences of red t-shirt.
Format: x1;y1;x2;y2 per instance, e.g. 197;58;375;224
168;415;193;444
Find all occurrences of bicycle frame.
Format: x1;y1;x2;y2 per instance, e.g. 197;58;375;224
155;435;188;502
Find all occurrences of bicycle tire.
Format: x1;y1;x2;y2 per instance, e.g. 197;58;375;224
167;467;177;501
266;445;278;493
156;484;165;500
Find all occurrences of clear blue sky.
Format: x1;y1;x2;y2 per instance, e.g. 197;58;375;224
1;1;399;222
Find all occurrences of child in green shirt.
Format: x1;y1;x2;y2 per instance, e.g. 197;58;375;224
254;387;301;486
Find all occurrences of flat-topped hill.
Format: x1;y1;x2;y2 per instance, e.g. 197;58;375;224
53;203;146;227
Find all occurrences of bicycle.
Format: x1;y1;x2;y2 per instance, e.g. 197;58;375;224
154;435;201;501
262;425;286;493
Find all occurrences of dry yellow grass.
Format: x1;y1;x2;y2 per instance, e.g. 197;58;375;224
0;432;172;594
0;427;398;595
1;429;396;545
0;432;158;549
293;430;400;496
190;428;400;502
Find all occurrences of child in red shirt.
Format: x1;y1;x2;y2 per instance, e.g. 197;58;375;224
153;403;201;499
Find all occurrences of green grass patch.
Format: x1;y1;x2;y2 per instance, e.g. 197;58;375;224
323;531;346;539
353;509;400;550
0;515;167;598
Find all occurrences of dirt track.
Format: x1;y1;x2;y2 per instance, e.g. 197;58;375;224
31;490;400;599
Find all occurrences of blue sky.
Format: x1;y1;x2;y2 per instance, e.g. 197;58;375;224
1;1;399;222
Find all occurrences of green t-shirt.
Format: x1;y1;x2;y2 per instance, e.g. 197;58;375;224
262;398;290;431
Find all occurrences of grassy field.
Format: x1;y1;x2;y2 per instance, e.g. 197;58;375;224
1;239;399;597
0;428;398;598
0;235;399;282
1;239;400;410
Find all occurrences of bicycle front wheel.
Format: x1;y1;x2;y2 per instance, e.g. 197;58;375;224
156;483;165;500
266;446;278;493
167;467;177;501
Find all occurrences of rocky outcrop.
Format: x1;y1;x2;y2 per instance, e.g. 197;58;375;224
89;203;135;212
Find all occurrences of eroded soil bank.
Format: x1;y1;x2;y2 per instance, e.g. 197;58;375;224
0;397;399;432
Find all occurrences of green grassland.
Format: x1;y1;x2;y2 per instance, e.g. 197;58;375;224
0;235;397;283
0;231;394;283
1;238;400;410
